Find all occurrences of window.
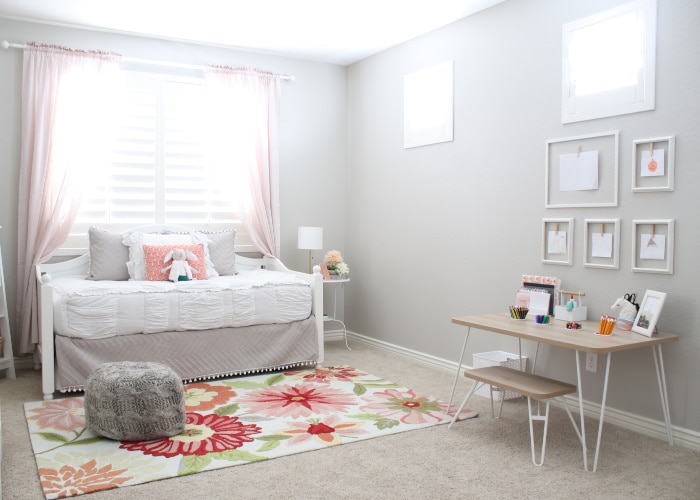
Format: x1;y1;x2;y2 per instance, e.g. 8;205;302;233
562;0;656;123
66;70;251;251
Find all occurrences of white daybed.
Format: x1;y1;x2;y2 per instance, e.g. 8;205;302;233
35;225;324;400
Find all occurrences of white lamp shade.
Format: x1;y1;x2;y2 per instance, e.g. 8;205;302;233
297;226;323;250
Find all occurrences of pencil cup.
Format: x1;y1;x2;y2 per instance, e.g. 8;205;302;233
598;315;616;335
509;306;528;320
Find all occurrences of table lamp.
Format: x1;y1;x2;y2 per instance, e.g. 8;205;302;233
297;226;323;273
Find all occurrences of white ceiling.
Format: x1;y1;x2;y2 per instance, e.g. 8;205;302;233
0;0;505;65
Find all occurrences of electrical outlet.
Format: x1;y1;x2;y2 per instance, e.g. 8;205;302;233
585;353;598;372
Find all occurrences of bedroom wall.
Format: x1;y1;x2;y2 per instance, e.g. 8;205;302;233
0;18;348;342
345;0;700;433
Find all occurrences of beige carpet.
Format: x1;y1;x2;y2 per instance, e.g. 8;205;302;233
2;339;699;499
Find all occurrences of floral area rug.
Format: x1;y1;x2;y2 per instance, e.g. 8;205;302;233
24;365;477;499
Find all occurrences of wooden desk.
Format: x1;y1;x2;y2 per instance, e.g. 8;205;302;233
448;313;678;471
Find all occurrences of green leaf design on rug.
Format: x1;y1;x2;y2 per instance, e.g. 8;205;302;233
346;413;400;429
353;381;401;396
215;403;240;416
64;437;105;447
34;432;70;444
225;372;285;390
226;380;266;390
264;373;285;386
34;428;103;455
255;433;292;452
211;449;268;463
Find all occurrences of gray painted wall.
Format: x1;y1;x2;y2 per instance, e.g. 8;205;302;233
345;0;700;432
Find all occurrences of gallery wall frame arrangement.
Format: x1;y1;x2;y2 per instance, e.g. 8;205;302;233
632;219;674;274
545;131;619;208
583;218;620;270
542;218;573;266
632;136;675;192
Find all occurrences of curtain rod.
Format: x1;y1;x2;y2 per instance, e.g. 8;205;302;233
1;40;295;81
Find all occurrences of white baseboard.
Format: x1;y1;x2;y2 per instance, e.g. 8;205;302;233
342;330;700;452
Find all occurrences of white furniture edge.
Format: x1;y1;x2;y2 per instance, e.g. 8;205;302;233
34;225;324;400
0;228;16;379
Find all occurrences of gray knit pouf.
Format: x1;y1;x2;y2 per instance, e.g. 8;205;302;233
84;361;186;441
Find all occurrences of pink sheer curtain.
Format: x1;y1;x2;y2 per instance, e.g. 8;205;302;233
16;43;121;354
204;66;282;257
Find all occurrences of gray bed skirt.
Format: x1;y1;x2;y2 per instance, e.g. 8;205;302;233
54;316;319;393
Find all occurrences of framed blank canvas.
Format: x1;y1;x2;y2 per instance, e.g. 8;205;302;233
404;61;454;149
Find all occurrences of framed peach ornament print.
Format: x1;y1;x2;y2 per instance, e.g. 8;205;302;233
632;136;675;192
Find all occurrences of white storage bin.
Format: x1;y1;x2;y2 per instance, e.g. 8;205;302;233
472;351;528;401
554;291;588;322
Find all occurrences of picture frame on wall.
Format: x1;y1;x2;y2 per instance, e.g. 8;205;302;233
632;290;667;337
403;60;454;149
583;218;620;269
632;136;675;192
541;218;574;265
632;219;675;274
545;131;619;208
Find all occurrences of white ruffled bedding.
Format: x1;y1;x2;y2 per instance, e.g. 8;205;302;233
51;269;312;339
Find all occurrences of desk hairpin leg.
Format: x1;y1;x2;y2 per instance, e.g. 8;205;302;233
448;327;471;413
574;351;589;472
652;344;674;446
592;352;612;472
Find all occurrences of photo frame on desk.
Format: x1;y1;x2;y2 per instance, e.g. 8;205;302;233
545;131;619;208
583;218;620;269
632;136;675;192
542;218;573;265
632;219;674;274
632;290;667;337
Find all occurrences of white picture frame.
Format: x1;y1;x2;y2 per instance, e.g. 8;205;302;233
632;136;675;192
404;60;454;149
632;289;667;337
632;219;674;274
561;0;657;124
545;131;619;208
542;218;573;265
583;218;620;269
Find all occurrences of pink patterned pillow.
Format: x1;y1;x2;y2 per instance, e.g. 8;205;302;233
143;244;208;281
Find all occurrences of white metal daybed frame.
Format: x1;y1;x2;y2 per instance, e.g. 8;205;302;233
34;226;324;400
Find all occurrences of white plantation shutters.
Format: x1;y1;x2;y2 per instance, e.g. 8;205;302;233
68;71;250;251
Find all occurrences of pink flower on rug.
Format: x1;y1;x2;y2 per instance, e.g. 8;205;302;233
120;413;261;458
27;398;85;431
184;382;237;411
286;365;368;384
359;388;446;425
237;383;356;418
39;459;131;497
280;414;367;446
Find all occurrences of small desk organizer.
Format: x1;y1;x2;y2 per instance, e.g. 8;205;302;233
554;290;587;322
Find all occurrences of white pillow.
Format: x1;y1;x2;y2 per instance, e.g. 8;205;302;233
122;231;219;281
197;229;237;275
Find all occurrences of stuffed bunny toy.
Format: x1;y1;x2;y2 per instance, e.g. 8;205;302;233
161;248;199;282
